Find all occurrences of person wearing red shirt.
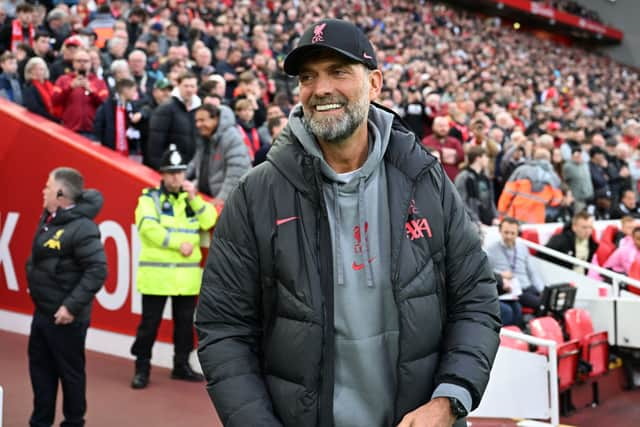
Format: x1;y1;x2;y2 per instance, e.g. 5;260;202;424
52;48;108;139
422;116;465;180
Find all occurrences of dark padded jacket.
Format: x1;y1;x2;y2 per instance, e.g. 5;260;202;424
147;95;199;170
196;113;501;427
26;190;107;323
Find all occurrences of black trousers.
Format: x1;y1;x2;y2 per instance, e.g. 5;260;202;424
130;294;197;362
29;310;89;427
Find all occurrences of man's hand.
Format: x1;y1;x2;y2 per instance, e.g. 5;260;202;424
182;180;197;200
396;398;456;427
212;198;225;210
72;76;87;88
180;242;194;257
129;112;142;124
54;305;75;325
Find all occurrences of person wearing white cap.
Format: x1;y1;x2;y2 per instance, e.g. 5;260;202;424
130;144;217;389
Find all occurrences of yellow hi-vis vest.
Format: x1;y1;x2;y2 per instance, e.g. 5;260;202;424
135;187;217;295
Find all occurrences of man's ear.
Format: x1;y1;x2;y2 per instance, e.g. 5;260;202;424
368;69;383;101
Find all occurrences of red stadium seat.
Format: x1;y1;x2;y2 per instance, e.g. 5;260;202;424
600;225;619;245
595;240;616;266
529;316;581;414
529;316;565;354
520;229;539;255
500;326;529;352
564;308;610;405
557;340;581;392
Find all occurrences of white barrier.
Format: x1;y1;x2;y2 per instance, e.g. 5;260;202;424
471;328;559;426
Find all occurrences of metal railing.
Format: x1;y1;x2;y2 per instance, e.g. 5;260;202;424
499;328;559;426
518;238;640;298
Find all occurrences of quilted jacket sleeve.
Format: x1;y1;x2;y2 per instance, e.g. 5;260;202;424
195;181;282;427
433;168;502;410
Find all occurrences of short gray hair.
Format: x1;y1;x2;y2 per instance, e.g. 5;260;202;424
51;167;84;201
24;57;49;81
110;59;129;75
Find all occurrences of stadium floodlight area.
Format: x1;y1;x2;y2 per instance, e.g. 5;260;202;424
471;329;559;426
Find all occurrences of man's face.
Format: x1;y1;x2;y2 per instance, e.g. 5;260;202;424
153;87;170;104
433;118;449;137
73;51;91;73
120;86;138;102
34;37;50;55
178;78;198;103
1;58;17;75
571;150;582;163
272;117;287;138
572;218;593;240
161;171;185;193
298;54;379;144
472;123;485;138
129;54;146;75
195;109;219;137
500;222;519;247
195;49;211;67
18;10;32;25
622;220;635;236
623;191;636;209
42;174;60;214
235;106;253;123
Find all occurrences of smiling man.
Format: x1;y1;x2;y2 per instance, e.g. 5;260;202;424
196;19;500;427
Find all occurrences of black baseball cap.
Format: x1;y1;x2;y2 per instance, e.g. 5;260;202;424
283;19;377;76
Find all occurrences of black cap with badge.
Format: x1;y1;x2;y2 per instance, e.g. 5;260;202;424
159;144;188;172
283;19;377;76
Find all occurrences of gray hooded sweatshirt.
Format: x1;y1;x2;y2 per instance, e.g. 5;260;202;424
289;104;399;427
187;105;251;201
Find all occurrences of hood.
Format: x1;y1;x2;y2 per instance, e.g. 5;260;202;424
287;103;395;288
287;103;394;185
170;87;202;112
54;189;103;223
214;104;236;138
512;159;561;192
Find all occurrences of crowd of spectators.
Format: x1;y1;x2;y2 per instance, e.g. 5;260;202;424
0;0;638;221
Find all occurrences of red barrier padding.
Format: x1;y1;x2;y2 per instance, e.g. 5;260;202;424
0;98;179;343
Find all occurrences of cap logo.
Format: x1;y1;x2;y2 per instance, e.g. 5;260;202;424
311;23;326;44
363;52;373;60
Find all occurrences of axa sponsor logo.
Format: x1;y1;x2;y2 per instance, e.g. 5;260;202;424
405;199;432;241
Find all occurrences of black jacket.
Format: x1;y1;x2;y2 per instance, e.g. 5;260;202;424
537;224;598;269
94;97;142;154
26;190;107;323
22;82;58;122
147;96;198;170
196;114;501;427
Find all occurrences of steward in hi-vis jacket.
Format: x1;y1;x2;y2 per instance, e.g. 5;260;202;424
130;144;217;389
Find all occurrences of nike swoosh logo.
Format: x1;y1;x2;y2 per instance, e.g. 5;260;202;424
276;216;299;226
352;262;365;271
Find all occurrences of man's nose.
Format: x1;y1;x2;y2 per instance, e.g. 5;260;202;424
313;76;334;96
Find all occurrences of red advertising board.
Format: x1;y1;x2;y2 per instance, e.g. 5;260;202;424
488;0;623;41
0;98;178;342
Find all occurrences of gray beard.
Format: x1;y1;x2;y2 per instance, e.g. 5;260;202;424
302;91;370;144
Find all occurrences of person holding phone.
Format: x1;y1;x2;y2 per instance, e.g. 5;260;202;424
52;48;108;139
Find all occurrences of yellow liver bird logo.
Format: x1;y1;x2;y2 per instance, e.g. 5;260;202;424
44;229;65;250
